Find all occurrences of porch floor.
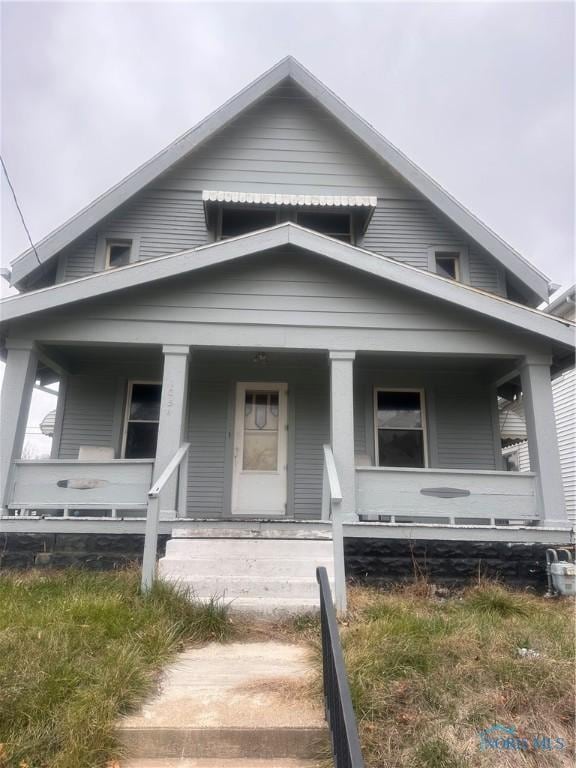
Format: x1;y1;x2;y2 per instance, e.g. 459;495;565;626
1;515;572;544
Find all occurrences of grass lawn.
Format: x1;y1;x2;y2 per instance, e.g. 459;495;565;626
339;581;575;768
0;568;231;768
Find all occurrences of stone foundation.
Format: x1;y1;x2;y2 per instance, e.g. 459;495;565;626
0;533;568;590
0;533;170;570
344;538;561;589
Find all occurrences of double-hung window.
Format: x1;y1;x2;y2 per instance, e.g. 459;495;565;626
374;389;427;467
122;382;162;458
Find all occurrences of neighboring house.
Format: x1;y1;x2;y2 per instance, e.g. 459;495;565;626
0;59;574;605
500;285;575;525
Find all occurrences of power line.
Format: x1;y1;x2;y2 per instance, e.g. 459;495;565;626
0;153;42;267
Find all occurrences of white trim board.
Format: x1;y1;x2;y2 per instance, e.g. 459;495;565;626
1;223;573;350
9;57;550;300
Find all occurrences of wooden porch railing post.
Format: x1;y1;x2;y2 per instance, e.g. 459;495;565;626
141;495;160;592
141;442;190;592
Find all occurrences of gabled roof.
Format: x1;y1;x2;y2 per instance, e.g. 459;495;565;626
10;57;550;300
2;223;572;348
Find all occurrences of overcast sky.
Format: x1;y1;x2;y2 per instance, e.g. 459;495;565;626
0;0;574;452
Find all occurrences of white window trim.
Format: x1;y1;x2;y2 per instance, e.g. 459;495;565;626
95;232;141;271
427;245;470;284
373;387;429;468
121;379;162;459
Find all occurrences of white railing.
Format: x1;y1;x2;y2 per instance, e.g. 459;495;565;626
7;459;154;517
355;466;539;525
141;443;190;592
322;444;346;613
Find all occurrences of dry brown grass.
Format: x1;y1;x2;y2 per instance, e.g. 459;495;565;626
336;581;575;768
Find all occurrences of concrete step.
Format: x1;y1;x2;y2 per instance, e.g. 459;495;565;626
172;522;332;540
158;556;334;579
118;643;328;759
164;538;334;560
123;760;323;767
158;574;332;599
119;727;328;760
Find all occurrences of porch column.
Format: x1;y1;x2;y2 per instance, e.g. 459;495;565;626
329;351;356;521
0;339;38;509
519;357;567;526
154;344;190;513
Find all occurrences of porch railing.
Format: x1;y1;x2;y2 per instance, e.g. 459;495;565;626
317;566;365;768
6;459;154;517
322;444;347;613
141;442;190;591
356;466;539;525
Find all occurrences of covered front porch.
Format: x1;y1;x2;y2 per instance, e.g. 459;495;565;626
1;343;570;535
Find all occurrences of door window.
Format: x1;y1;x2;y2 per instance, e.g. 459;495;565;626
242;391;280;471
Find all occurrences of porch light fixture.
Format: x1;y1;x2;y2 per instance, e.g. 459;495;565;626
252;352;268;365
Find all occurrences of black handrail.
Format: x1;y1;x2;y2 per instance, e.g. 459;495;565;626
316;566;365;768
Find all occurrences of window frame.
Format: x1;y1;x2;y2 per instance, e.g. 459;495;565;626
373;387;429;468
295;209;354;244
96;232;141;271
427;246;469;284
121;379;162;459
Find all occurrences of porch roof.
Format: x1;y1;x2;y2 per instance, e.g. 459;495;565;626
1;223;573;352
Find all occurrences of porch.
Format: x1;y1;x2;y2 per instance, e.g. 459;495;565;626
1;343;570;534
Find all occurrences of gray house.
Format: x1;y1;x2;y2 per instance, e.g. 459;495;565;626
1;58;573;609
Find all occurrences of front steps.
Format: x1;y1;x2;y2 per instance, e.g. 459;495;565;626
158;524;334;615
119;642;328;765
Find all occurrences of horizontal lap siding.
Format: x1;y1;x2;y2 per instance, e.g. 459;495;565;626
435;389;497;469
353;370;498;470
363;200;505;296
90;249;487;335
62;235;98;281
158;84;415;198
293;375;330;519
553;369;576;523
62;191;207;281
186;381;228;516
58;375;118;459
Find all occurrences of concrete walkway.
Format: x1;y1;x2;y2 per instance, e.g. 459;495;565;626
120;642;328;767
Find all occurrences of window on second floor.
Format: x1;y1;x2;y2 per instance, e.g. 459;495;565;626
105;238;133;269
214;205;355;243
220;207;278;239
296;210;352;243
434;251;461;281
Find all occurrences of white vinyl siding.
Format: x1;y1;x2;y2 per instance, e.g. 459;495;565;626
554;368;576;524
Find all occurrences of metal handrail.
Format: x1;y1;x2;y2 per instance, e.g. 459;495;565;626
317;566;365;768
141;442;190;592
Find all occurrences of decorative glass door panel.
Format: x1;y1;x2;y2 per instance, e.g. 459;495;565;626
232;383;288;516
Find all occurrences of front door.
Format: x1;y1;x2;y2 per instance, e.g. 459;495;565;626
232;382;288;516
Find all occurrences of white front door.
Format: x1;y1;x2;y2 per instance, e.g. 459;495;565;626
232;382;288;516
